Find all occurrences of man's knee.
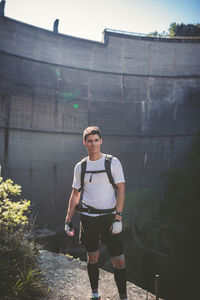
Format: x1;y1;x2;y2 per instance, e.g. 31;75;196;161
111;254;125;269
87;250;99;264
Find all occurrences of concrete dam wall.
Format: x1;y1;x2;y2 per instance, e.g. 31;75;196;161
0;16;200;228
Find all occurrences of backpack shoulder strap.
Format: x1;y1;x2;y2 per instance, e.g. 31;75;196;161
78;157;87;192
105;154;118;190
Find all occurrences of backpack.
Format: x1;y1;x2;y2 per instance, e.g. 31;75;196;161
78;154;117;192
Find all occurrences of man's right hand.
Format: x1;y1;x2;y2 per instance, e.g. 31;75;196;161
65;221;74;237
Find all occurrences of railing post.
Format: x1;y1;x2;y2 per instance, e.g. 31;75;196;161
155;274;159;300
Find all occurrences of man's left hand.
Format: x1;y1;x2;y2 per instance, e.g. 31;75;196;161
111;220;122;234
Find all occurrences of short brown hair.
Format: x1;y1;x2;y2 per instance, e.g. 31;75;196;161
83;126;102;141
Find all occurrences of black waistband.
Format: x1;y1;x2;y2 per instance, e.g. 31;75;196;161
75;204;115;214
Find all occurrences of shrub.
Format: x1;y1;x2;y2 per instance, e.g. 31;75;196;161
0;177;30;227
0;175;48;298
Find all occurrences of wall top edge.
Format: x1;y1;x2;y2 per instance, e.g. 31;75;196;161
1;16;200;46
0;15;104;46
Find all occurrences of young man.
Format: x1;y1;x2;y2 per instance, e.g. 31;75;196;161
65;126;128;300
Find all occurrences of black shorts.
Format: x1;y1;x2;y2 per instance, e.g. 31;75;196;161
80;214;124;257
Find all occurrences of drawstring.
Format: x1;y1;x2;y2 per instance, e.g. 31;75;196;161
89;174;93;182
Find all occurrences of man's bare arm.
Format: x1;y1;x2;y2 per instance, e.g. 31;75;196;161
65;188;80;222
115;182;125;221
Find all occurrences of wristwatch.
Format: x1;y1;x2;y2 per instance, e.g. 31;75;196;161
116;211;123;217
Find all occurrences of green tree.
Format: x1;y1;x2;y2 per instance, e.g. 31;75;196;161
148;30;169;38
169;22;177;36
169;22;200;36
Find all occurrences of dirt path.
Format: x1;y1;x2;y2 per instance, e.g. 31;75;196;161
38;250;157;300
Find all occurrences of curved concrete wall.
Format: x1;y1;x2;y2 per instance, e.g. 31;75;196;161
0;16;200;228
1;16;200;76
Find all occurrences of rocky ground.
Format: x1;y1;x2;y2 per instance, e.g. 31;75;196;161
38;250;159;300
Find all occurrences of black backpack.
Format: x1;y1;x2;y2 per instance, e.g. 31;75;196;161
78;154;117;192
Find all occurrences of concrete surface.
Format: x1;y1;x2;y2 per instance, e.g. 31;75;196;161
0;16;200;228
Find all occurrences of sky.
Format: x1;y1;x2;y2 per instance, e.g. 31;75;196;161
4;0;200;41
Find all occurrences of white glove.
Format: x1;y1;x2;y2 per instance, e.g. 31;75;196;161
111;220;122;234
65;221;74;237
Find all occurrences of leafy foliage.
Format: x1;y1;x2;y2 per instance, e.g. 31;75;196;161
124;134;200;258
0;175;48;298
148;22;200;38
123;135;200;299
160;134;200;258
148;30;168;38
169;22;200;36
0;177;30;227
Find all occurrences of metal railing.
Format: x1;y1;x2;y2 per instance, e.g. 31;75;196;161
104;28;200;39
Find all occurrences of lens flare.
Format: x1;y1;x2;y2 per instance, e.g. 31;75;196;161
73;104;79;108
51;66;61;77
59;90;81;102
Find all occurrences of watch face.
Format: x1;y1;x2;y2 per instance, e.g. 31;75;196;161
116;212;122;216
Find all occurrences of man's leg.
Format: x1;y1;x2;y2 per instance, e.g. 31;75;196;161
87;251;100;298
81;215;101;299
103;215;128;300
111;254;127;300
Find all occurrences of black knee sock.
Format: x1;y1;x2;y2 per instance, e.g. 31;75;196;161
114;268;127;299
87;262;99;292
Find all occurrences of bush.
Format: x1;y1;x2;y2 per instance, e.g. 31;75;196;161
0;177;30;227
160;134;200;258
0;175;48;298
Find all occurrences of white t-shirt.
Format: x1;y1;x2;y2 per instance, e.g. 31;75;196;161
72;153;125;214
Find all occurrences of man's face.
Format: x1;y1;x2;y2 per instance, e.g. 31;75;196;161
84;134;102;155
